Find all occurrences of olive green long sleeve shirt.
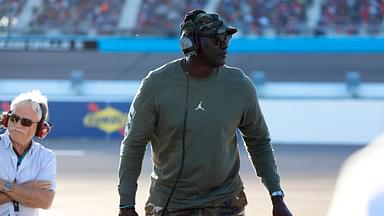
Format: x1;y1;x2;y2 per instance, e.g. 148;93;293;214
118;58;281;210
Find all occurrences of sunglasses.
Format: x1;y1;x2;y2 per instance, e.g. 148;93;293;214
9;113;39;127
199;33;232;46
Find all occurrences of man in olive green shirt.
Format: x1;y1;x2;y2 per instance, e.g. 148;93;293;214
118;9;292;216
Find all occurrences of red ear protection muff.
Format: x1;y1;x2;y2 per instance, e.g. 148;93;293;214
35;121;52;139
0;104;52;139
35;103;52;139
0;111;11;128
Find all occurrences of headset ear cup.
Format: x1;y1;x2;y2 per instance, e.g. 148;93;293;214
1;111;10;128
35;121;52;139
180;34;196;56
35;103;52;139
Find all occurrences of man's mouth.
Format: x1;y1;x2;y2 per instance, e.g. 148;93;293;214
10;128;25;134
219;52;227;57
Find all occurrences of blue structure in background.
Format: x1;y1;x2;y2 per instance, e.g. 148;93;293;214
1;36;383;53
98;37;384;53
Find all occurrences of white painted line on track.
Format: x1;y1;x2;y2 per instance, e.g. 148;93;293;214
54;150;84;156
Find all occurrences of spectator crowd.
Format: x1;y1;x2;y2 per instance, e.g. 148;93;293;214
217;0;311;36
28;0;124;35
0;0;27;31
0;0;383;36
316;0;384;36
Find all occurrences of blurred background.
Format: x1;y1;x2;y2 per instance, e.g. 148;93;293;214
0;0;384;215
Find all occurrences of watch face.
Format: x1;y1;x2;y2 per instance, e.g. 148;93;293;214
3;181;12;192
271;190;284;197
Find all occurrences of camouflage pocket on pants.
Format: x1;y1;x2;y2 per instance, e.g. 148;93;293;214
145;191;248;216
219;190;248;209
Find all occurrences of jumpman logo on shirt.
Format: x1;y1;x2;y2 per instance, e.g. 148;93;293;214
194;101;205;111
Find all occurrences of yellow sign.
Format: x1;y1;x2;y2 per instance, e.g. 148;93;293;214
83;106;127;133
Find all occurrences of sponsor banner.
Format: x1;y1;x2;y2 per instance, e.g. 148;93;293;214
0;101;130;139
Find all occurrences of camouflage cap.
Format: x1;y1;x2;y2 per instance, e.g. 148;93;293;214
180;9;237;36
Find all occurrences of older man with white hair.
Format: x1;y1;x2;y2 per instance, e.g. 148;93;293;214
0;90;56;216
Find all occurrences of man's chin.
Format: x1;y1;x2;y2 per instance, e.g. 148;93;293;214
9;131;28;141
212;60;225;68
217;58;226;66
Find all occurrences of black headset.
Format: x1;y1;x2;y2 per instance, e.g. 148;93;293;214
179;9;206;56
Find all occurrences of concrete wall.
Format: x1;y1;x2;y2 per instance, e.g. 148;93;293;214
0;80;383;144
261;99;384;145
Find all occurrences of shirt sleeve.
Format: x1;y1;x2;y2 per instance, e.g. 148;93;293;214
36;150;57;191
238;76;282;193
118;74;157;206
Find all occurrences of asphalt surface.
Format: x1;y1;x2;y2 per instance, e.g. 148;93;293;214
36;138;361;216
1;51;383;82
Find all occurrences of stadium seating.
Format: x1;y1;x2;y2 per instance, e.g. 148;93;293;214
0;0;27;33
28;0;125;35
133;0;207;36
1;0;383;36
0;0;27;18
317;0;384;36
217;0;311;36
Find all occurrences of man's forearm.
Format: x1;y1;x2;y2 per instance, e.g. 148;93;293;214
0;192;12;204
7;185;55;209
1;180;55;209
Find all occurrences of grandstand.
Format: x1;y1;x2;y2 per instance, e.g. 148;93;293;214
0;0;383;37
0;1;383;98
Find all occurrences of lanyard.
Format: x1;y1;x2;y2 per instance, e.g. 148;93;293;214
11;144;32;214
12;200;19;213
14;143;32;168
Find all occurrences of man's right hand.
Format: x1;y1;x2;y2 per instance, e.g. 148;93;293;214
119;208;139;216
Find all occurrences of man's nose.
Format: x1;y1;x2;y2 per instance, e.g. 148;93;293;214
219;38;230;48
220;43;228;49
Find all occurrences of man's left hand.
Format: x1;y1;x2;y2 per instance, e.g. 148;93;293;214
272;196;293;216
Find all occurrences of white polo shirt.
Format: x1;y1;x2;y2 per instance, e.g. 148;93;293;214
0;131;56;216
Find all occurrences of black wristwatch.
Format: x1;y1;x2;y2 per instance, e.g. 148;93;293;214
2;181;13;193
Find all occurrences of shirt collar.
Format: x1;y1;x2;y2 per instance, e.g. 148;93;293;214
2;130;12;149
